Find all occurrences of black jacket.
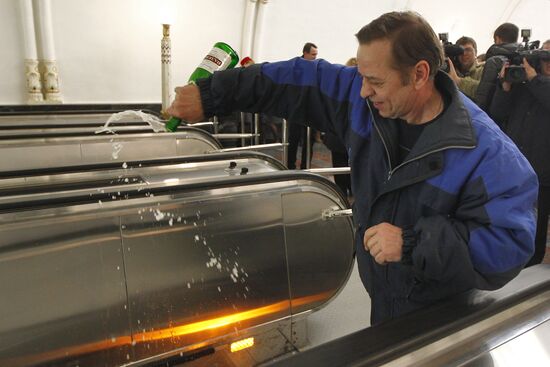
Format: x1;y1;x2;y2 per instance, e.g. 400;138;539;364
475;43;520;111
197;58;537;324
490;75;550;185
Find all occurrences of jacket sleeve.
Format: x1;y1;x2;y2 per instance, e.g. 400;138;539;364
459;77;480;99
526;74;550;108
404;130;537;291
197;57;359;138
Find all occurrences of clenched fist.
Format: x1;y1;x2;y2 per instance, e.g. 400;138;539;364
363;222;403;265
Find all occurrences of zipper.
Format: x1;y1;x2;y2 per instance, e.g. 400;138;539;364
366;101;393;180
366;100;476;180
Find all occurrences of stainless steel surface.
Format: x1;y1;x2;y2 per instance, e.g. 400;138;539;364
219;143;284;153
213;116;219;134
0;153;285;192
467;319;550;367
305;167;351;175
0;131;221;171
214;133;259;140
0;215;131;367
0;171;354;367
0;113;147;125
322;206;353;220
254;114;260;146
282;119;288;167
0;125;153;135
385;290;550;367
306;127;312;169
264;265;550;367
240;112;246;147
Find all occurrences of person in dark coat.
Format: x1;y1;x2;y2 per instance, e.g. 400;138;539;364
475;23;520;112
490;40;550;266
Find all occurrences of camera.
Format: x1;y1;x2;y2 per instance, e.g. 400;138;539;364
503;29;550;83
438;33;464;73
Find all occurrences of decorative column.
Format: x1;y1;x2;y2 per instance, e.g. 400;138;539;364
161;24;172;115
19;0;43;103
35;0;62;103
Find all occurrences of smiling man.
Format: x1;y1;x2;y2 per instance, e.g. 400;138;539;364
167;11;537;325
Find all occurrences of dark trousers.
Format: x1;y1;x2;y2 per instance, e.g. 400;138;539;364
331;150;352;196
287;123;313;169
527;185;550;266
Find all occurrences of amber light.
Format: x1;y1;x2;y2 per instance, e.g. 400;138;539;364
230;337;254;352
11;292;332;367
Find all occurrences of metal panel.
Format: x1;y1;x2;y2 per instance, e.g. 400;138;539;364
80;139;177;163
282;192;355;315
0;214;130;367
121;191;291;361
0;172;354;366
0;132;221;172
175;137;219;156
0;143;83;169
0;113;143;125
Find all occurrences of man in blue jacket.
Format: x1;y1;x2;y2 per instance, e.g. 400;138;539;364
167;11;537;325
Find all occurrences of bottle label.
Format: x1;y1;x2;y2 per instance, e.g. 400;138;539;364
197;47;232;74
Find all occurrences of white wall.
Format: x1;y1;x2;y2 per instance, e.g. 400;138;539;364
258;0;548;64
0;0;547;105
1;0;27;103
0;0;246;104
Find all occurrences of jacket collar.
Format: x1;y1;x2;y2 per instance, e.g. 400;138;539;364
407;71;477;159
371;70;477;164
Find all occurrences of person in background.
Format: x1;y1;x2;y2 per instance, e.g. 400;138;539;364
477;53;486;65
167;12;537;325
490;39;550;266
475;23;520;111
302;42;318;60
287;42;319;169
322;57;356;197
447;36;483;99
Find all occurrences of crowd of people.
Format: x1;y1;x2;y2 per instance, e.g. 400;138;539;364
167;11;548;325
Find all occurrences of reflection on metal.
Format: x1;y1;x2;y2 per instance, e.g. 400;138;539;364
306;126;312;169
219;142;283;153
134;293;328;343
0;168;354;367
322;206;353;220
230;337;254;353
213;115;219;134
306;167;351;175
240;112;246;147
254;113;260;145
385;290;550;367
282;119;288;167
214;133;259;140
0;130;221;171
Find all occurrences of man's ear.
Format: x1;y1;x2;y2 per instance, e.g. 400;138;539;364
412;60;430;89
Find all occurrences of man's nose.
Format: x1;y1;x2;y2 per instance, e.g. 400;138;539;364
360;82;374;99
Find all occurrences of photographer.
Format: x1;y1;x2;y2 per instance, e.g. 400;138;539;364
475;23;520;111
490;40;550;266
447;36;483;99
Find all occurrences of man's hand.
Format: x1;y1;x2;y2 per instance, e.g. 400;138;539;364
166;84;205;123
363;222;403;265
522;57;537;81
498;62;512;92
447;58;462;85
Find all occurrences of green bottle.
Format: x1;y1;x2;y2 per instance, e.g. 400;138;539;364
165;42;239;132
